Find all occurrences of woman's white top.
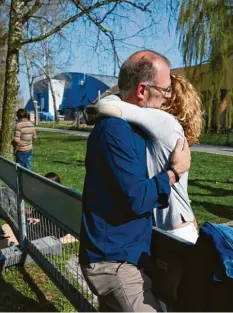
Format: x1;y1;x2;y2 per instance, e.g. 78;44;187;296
97;95;195;230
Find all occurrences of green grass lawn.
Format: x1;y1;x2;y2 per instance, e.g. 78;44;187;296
0;265;75;312
32;131;87;191
0;131;233;311
188;152;233;225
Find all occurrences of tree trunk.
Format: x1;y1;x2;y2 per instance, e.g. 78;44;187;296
30;83;39;126
207;101;212;133
0;90;3;124
226;99;233;129
24;52;39;125
48;77;59;123
0;70;5;124
215;92;221;133
0;24;6;126
76;110;80;128
33;99;39;125
1;0;24;157
206;91;213;133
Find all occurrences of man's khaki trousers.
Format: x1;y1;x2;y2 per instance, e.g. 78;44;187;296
81;261;162;312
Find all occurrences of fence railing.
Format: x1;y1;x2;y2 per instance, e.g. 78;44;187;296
0;156;97;312
1;154;232;312
1;156;231;311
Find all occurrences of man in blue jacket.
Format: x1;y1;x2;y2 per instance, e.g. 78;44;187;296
79;50;191;311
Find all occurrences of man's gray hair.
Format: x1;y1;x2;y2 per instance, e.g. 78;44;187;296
118;50;171;99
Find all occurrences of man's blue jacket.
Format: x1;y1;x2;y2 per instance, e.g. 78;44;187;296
79;117;171;268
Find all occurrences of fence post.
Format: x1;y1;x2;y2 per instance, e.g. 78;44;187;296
16;164;27;247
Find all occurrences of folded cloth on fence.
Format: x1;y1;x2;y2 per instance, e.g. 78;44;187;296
199;222;233;283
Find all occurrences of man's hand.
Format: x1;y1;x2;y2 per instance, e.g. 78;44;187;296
171;138;191;175
168;138;191;185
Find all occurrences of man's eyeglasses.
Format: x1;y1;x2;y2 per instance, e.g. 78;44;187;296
146;84;172;99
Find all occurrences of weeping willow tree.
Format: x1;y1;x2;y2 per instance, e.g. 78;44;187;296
177;0;233;133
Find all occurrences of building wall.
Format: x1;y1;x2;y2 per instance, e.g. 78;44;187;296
48;79;66;113
25;72;113;118
55;73;110;115
25;81;49;113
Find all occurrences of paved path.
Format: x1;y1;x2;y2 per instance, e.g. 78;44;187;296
36;127;233;156
192;144;233;156
36;127;90;137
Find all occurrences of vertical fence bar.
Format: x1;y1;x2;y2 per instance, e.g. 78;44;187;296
16;164;27;247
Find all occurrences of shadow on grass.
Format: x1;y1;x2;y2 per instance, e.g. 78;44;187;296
61;136;87;142
53;160;84;166
191;200;233;221
19;267;57;311
0;269;57;312
189;180;233;197
36;135;87;143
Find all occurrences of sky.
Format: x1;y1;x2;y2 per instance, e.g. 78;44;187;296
19;6;184;105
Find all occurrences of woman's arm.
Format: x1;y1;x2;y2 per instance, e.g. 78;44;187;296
97;95;182;141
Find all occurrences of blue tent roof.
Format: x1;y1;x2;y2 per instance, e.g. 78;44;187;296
26;72;118;113
52;72;117;110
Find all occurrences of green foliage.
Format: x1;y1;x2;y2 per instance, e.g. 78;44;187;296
199;133;233;146
178;0;233;74
177;0;233;132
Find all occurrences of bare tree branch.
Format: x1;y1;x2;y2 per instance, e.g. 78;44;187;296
98;2;118;23
27;14;53;26
22;0;42;25
22;11;84;44
122;0;152;12
73;1;121;73
115;22;154;41
21;0;154;45
74;1;112;33
22;0;115;44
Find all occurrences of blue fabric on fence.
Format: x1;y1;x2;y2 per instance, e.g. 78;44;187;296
200;222;233;283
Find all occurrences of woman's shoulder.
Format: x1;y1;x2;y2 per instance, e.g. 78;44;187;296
146;109;181;129
146;108;175;119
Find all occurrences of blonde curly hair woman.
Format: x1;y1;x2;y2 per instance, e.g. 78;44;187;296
95;74;203;243
163;74;203;146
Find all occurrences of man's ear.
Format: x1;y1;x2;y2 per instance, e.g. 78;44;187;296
136;83;147;101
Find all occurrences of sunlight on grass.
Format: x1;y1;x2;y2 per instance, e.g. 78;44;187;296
189;152;233;226
1;131;232;311
32;131;87;191
1;265;75;312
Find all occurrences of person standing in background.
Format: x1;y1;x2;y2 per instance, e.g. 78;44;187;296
12;109;36;169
